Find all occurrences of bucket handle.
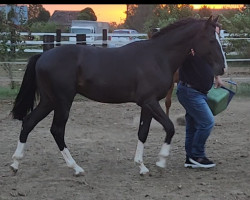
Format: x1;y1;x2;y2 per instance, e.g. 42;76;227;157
225;80;237;86
224;80;238;93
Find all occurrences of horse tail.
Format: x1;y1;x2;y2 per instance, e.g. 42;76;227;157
12;54;42;121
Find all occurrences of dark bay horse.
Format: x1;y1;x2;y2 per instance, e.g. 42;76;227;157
10;16;227;176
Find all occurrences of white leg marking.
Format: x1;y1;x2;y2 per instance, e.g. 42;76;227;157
134;140;149;174
156;143;171;168
10;141;25;172
61;148;84;176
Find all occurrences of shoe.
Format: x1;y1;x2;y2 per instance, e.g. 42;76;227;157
184;157;200;168
189;157;216;168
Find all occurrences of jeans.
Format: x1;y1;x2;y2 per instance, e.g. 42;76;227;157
176;82;214;158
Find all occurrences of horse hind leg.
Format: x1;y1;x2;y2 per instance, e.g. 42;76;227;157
134;106;152;175
50;101;84;176
165;70;179;115
10;101;53;174
165;83;174;116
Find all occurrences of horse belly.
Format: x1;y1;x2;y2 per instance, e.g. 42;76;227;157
77;82;135;103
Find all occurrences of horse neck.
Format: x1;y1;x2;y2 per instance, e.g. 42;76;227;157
153;23;200;72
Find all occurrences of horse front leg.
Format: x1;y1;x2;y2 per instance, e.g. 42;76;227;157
145;101;175;168
134;106;152;175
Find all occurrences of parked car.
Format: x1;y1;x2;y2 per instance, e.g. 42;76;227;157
109;29;139;47
220;29;229;39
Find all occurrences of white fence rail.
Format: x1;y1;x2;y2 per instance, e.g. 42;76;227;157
1;32;250;60
1;32;148;52
21;32;147;50
2;32;250;54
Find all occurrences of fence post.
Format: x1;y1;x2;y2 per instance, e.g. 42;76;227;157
102;29;107;47
76;34;86;45
10;29;16;54
56;29;61;46
43;35;54;51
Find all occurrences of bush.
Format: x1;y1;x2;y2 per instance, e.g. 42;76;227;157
29;21;58;33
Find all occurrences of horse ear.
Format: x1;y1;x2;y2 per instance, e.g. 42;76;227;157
205;16;213;28
207;16;213;23
213;16;219;23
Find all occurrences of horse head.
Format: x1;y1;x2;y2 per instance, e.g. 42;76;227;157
193;16;227;76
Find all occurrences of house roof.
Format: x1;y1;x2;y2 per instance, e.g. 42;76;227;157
49;10;80;26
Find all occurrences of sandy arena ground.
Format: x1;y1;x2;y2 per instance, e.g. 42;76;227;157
0;94;249;200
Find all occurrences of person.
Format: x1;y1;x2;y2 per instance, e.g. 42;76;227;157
176;26;225;168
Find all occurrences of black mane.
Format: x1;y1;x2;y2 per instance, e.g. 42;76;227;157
151;18;208;39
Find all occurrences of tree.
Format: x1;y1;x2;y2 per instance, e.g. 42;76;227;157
28;4;50;23
219;5;250;56
36;9;50;22
124;4;157;32
143;4;195;33
219;5;250;35
77;7;97;21
28;4;43;20
0;7;25;88
198;5;212;18
109;22;118;32
29;21;58;32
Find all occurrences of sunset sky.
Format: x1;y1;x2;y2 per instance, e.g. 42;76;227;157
43;4;243;24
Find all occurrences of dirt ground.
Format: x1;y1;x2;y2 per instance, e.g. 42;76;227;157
0;94;249;200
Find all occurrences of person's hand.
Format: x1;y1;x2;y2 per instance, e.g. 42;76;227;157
214;76;224;88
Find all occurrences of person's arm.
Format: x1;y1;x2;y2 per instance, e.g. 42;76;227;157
214;75;224;88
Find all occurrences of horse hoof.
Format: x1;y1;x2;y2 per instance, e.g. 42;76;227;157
73;170;85;177
10;165;18;174
139;166;149;175
156;160;166;168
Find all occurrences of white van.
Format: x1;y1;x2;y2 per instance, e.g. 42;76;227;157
109;29;139;47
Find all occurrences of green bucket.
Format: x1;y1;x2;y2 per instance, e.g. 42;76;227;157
207;80;237;116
